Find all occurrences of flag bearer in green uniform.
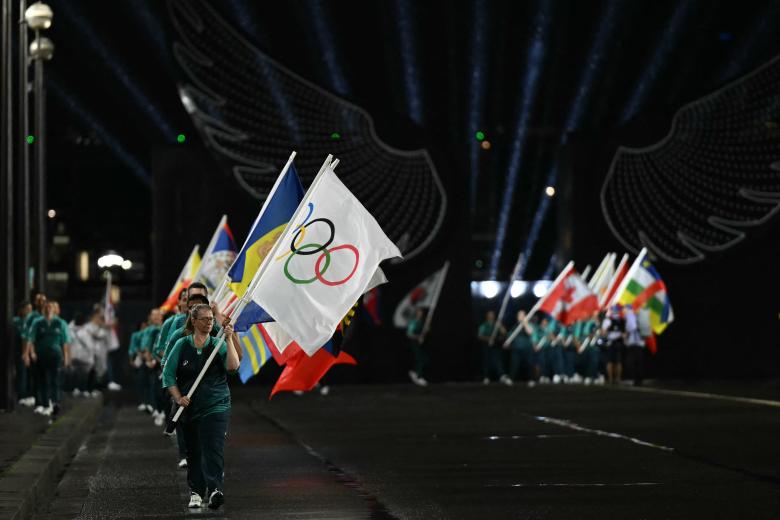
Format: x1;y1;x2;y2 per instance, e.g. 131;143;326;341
22;293;45;364
163;303;240;510
406;307;428;386
159;293;215;469
478;310;510;385
160;294;220;367
505;310;535;387
28;301;70;416
155;288;189;360
141;309;164;417
573;313;600;384
128;321;147;410
15;301;34;406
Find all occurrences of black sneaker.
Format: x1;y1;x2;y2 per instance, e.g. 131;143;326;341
208;489;224;509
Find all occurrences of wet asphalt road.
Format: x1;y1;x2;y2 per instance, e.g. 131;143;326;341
37;383;780;519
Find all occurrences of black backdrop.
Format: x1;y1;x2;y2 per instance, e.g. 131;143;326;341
558;127;780;379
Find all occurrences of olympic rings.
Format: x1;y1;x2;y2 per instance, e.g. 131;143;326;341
284;243;331;284
290;218;334;256
277;205;360;287
315;245;359;286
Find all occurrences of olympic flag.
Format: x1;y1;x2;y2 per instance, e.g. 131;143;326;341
249;165;401;353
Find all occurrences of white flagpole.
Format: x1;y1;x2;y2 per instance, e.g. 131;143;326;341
166;155;334;431
489;254;524;346
580;264;592;283
600;252;629;307
421;261;450;339
594;253;616;296
587;253;611;290
104;271;112;323
607;248;647;307
503;260;574;347
212;152;298;305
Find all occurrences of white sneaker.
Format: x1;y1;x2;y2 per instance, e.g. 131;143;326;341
21;397;35;407
482;377;490;385
319;385;330;396
91;390;101;398
72;389;82;397
137;404;146;411
527;381;536;388
107;382;122;391
208;489;224;509
552;375;562;384
415;376;428;387
500;375;514;386
145;404;154;413
42;405;53;416
178;458;188;468
188;492;202;508
539;376;551;384
570;374;583;384
408;370;419;384
293;390;304;396
154;413;164;427
583;377;593;385
34;405;45;414
595;375;605;385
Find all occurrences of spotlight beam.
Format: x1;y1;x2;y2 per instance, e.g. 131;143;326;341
308;0;350;96
514;0;625;279
50;76;151;186
220;0;302;143
393;0;424;125
467;0;489;214
54;1;176;143
620;1;695;124
488;0;552;278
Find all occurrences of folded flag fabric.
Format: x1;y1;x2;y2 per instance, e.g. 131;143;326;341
236;324;273;383
617;254;674;334
160;246;200;312
250;165;400;353
198;215;237;292
270;348;356;398
228;163;305;332
539;269;599;325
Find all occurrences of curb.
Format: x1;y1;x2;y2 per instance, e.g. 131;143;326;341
0;396;104;520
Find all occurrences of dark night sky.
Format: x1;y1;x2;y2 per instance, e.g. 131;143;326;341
43;0;780;282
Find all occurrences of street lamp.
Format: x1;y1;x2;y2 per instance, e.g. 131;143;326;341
23;1;53;293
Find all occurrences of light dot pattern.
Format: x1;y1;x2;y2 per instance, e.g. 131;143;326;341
169;0;447;262
601;54;780;264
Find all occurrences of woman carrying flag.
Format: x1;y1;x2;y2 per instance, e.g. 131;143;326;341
162;303;240;510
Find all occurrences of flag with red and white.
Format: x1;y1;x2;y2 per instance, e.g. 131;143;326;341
538;268;599;325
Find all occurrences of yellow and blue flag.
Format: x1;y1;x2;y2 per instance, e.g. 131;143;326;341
237;324;273;383
231;163;304;331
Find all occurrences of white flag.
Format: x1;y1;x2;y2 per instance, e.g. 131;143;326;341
249;167;401;353
392;262;449;329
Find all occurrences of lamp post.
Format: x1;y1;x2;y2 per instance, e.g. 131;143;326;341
25;1;52;294
1;0;15;410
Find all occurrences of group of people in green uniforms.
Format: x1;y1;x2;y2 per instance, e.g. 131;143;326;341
127;281;243;510
477;304;651;387
14;293;72;417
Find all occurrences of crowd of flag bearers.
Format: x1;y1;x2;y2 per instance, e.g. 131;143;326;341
121;153;401;510
9;150;676;511
471;247;673;387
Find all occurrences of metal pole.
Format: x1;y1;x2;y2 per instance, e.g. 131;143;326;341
1;0;17;410
16;0;29;300
33;47;45;292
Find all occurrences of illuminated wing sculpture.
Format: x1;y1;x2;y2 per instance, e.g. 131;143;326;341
168;0;446;262
601;55;780;264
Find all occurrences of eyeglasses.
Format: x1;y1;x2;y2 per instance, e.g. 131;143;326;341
195;317;214;323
